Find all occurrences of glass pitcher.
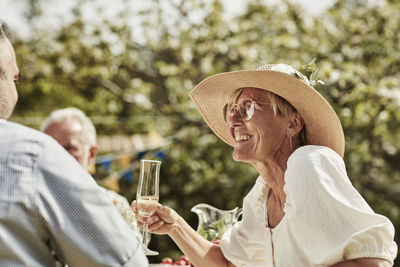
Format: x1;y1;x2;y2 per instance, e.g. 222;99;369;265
191;203;242;241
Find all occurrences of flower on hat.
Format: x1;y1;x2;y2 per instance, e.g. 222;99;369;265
299;58;325;87
270;63;312;86
257;60;324;87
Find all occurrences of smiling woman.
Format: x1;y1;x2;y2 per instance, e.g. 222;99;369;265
132;63;397;267
227;87;303;166
224;87;306;146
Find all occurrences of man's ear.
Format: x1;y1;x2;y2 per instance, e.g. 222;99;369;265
88;145;98;165
287;113;304;137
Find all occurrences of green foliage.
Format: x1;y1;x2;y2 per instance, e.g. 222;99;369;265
9;0;400;264
198;217;229;241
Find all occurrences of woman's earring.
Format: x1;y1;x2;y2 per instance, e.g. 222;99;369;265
287;133;293;151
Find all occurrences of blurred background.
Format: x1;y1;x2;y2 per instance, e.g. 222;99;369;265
1;0;399;264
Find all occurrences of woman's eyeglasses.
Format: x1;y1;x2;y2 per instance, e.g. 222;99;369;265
223;98;271;123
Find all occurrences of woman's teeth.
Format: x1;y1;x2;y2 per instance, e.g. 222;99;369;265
235;135;251;141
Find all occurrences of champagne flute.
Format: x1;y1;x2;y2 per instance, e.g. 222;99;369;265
136;159;161;256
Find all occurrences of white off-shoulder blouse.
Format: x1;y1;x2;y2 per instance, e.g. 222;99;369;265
220;145;397;266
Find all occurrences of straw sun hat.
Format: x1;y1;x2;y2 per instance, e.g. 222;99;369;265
189;63;345;158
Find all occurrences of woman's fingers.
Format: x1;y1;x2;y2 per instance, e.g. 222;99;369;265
147;220;164;232
155;204;176;224
131;202;177;234
131;200;137;211
146;215;159;225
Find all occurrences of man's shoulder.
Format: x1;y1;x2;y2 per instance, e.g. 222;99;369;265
0;119;44;139
0;120;55;158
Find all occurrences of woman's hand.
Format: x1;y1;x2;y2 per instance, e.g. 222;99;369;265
133;201;233;267
131;201;179;235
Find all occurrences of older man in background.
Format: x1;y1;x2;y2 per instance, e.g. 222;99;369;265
41;107;141;237
41;107;98;171
0;20;148;266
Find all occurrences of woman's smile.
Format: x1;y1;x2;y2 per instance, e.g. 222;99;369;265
233;129;253;142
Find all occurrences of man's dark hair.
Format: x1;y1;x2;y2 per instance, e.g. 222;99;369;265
0;20;11;40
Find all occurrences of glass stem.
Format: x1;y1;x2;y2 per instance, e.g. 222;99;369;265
143;223;148;247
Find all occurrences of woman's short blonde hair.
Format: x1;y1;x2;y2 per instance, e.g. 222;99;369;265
230;87;307;145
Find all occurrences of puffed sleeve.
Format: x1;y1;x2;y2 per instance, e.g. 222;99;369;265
220;177;273;267
284;145;398;266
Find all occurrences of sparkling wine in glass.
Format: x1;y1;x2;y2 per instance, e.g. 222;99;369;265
137;159;161;256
